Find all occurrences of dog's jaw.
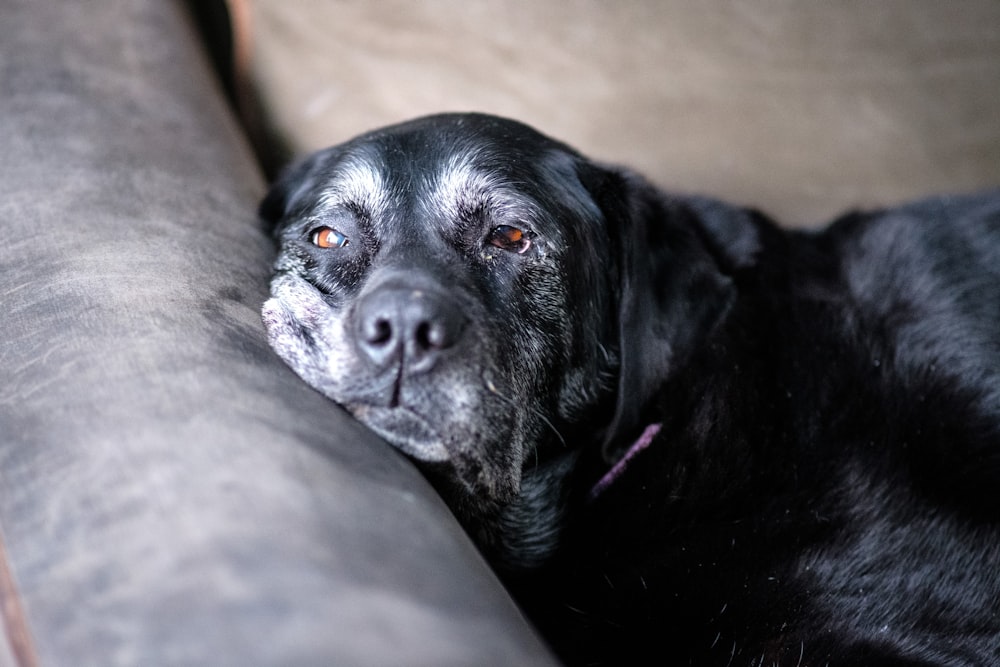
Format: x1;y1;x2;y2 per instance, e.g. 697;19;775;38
264;269;598;571
348;404;451;462
262;271;534;507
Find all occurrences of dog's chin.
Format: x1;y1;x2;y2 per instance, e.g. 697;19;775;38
346;401;524;509
348;404;451;463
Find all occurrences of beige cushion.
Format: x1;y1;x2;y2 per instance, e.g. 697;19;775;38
246;0;1000;226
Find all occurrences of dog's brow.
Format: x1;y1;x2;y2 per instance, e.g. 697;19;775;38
317;155;388;218
431;153;522;219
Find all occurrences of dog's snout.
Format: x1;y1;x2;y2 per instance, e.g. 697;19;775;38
355;287;465;373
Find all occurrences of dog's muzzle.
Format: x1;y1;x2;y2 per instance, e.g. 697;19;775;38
353;279;468;378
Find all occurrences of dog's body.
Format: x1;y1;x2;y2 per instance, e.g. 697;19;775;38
261;113;1000;665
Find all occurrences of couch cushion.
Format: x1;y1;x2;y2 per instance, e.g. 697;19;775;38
246;1;1000;226
0;2;554;664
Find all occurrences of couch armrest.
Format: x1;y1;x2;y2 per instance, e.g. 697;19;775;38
0;2;554;664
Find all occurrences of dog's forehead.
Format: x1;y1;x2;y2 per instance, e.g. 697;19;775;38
426;151;532;218
319;133;560;223
314;148;389;213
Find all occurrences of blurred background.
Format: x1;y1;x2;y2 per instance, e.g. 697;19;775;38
231;1;1000;226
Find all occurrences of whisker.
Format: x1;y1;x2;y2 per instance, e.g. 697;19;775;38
485;379;567;449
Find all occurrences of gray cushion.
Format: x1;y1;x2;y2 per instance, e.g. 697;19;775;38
0;2;553;664
246;0;1000;226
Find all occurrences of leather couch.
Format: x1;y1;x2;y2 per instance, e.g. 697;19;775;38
0;2;555;664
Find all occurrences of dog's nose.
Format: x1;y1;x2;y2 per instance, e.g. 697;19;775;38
355;286;465;373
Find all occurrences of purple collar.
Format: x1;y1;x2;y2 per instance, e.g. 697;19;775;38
589;423;663;501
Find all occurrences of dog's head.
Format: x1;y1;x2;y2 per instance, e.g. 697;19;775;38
261;113;749;535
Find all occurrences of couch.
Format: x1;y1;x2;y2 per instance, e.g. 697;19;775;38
0;2;555;664
4;2;999;665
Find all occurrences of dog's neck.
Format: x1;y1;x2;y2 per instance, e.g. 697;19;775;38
446;449;580;573
464;421;667;571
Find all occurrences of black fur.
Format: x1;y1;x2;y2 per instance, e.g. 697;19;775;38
261;113;1000;666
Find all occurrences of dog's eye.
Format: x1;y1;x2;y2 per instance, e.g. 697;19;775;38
311;226;349;249
488;225;532;254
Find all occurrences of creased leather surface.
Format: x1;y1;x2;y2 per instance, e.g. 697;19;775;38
0;2;553;664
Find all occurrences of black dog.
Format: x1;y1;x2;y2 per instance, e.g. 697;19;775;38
261;113;1000;665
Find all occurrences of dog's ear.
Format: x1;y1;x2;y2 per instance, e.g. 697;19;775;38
259;151;332;227
579;164;755;461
